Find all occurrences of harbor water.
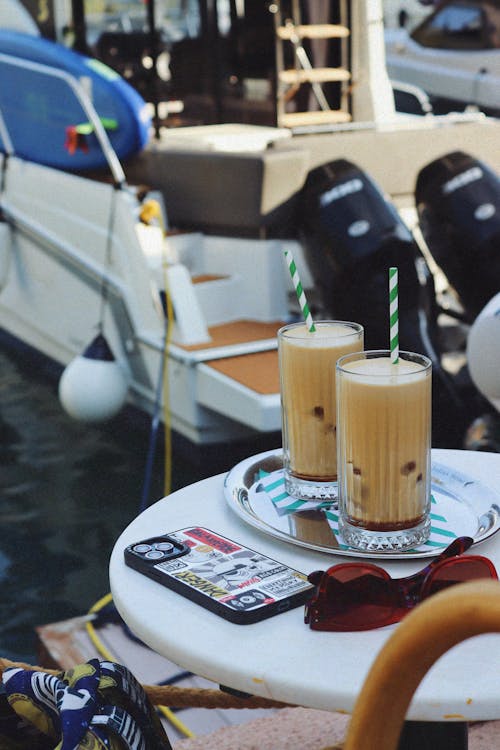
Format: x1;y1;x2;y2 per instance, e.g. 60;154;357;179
0;341;278;664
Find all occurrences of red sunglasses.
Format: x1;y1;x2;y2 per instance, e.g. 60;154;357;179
304;536;498;632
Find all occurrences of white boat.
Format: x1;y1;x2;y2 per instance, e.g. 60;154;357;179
1;0;499;446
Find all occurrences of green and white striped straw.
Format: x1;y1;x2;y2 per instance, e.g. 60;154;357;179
284;249;316;333
389;266;399;364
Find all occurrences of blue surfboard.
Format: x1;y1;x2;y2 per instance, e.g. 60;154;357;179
0;30;151;171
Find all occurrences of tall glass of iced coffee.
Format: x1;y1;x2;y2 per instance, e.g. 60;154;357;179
336;350;432;551
278;321;364;501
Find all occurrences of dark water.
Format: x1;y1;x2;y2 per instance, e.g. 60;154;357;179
0;342;279;664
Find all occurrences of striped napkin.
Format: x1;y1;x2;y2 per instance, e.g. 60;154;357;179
256;469;334;516
256;468;457;551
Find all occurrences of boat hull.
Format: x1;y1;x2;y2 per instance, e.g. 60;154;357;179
0;155;288;444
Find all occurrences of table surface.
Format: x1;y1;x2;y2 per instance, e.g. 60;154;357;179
110;448;500;722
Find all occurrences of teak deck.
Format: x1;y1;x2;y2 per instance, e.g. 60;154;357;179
179;320;284;395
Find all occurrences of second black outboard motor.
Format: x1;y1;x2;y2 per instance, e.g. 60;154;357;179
415;151;500;322
298;158;438;355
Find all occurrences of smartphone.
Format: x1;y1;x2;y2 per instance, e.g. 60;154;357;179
124;526;314;624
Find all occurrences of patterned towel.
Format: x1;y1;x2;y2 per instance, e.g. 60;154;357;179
0;658;173;749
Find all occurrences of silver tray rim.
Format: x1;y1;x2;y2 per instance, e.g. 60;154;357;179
223;449;500;559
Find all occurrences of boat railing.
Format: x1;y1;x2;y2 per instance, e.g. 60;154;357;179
0;51;126;187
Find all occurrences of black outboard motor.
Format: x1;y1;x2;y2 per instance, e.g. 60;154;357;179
415;151;500;322
298;158;438;354
298;158;469;447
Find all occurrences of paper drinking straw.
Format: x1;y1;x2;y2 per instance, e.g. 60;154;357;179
284;249;316;333
389;266;399;364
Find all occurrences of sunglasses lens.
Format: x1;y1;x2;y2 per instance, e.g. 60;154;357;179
309;564;397;631
425;557;498;597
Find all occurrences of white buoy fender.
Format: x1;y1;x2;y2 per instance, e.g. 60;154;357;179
59;334;129;422
466;293;500;413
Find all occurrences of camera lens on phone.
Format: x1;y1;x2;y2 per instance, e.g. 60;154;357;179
156;542;175;553
145;550;165;559
132;544;152;554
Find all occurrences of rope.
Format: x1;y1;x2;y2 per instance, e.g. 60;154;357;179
138;198;173;499
0;657;292;710
144;686;292;710
86;592;117;663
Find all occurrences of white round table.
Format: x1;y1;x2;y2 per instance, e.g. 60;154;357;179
110;449;500;723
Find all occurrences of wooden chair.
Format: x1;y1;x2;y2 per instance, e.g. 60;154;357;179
344;579;500;750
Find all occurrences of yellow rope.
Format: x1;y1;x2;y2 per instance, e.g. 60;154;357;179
139;198;173;497
86;592;195;738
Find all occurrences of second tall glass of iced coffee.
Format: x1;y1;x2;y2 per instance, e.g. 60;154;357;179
336;350;432;552
278;321;364;501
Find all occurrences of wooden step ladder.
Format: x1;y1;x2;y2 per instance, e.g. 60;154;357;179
273;0;352;130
